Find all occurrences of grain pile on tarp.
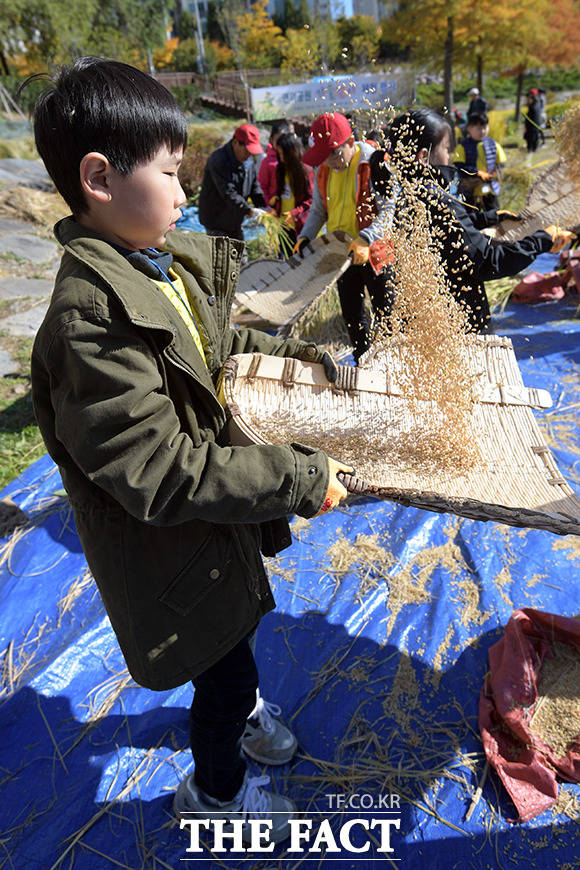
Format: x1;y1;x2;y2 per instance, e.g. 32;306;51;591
0;299;579;870
479;609;580;822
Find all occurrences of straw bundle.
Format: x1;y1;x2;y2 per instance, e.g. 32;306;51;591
222;346;580;535
234;231;352;327
488;159;580;242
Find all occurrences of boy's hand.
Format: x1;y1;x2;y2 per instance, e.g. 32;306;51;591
314;457;353;517
293;236;309;257
477;170;492;181
347;236;370;265
544;225;577;252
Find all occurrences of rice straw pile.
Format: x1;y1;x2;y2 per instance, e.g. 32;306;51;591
553;102;580;182
530;641;580;758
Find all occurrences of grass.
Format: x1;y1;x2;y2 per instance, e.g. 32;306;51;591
0;335;43;492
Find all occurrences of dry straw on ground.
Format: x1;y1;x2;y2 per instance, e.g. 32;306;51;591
0;186;68;230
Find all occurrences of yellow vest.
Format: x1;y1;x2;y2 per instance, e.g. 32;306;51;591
326;145;362;238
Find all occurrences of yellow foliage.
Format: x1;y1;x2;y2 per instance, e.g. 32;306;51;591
281;29;321;77
237;0;283;69
153;37;179;70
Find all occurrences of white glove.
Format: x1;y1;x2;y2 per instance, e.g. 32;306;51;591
250;208;268;218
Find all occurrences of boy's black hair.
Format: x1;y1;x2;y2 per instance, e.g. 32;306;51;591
466;111;489;126
33;56;188;215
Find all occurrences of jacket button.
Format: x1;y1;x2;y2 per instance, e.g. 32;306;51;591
209;568;220;580
208;295;216;306
308;465;317;475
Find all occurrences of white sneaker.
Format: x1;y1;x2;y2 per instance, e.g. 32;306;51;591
242;696;298;765
174;772;296;844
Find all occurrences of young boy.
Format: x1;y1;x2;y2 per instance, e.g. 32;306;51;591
31;57;351;845
454;111;507;211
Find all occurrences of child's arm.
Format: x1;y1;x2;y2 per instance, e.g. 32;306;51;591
296;168;326;242
36;308;334;527
460;225;553;282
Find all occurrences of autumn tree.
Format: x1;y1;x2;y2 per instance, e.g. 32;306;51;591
390;0;462;112
1;0;170;71
335;15;381;70
280;27;321;78
236;0;284;69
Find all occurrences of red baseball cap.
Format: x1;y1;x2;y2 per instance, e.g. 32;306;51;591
303;112;353;167
234;124;263;155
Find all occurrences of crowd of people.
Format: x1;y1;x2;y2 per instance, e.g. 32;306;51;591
28;57;575;854
197;89;570;360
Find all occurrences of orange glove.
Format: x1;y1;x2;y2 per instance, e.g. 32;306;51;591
477;170;492;181
292;236;309;257
281;210;294;227
268;195;279;208
347;236;370;265
313;457;354;517
544;225;577;253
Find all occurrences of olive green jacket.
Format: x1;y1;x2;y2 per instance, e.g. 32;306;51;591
31;218;329;689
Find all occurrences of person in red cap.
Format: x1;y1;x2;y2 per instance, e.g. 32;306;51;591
294;112;391;362
198;123;267;243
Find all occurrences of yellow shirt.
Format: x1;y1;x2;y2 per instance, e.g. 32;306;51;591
326;145;361;239
280;173;295;226
153;268;207;366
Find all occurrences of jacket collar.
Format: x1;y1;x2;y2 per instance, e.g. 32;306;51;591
53;217;243;394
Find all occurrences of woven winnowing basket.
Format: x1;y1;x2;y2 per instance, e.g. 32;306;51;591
486;159;580;242
222;338;580;536
234;231;352;326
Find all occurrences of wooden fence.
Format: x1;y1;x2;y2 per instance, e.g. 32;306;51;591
155;69;282;119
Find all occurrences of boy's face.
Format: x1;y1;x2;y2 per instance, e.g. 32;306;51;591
467;121;487;141
103;145;186;251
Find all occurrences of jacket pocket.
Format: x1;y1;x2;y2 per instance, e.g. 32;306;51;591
158;526;233;616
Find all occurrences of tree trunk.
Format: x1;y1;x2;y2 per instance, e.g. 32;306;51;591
443;15;454;115
0;50;10;76
514;70;524;122
147;48;155;77
476;55;483;93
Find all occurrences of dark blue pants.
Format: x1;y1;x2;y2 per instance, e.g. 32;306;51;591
189;632;258;802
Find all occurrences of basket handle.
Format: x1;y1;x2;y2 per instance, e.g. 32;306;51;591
337;471;360;493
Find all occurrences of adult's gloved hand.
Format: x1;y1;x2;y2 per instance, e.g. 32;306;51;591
292;236;309;257
544;225;577;253
268;195;279;208
497;209;521;221
313;456;354;517
319;351;338;383
477;170;492;181
347;236;370;265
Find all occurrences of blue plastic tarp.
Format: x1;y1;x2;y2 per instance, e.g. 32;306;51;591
0;295;579;870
